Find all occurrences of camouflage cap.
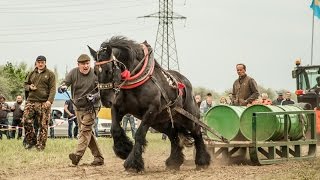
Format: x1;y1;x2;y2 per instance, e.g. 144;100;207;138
77;54;91;62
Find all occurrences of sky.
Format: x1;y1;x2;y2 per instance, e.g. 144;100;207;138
0;0;319;93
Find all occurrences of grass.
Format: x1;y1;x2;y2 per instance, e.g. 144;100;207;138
0;133;169;172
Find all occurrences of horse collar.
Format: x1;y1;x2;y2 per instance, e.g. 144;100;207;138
119;43;155;89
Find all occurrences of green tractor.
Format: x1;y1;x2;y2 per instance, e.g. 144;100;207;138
292;59;320;135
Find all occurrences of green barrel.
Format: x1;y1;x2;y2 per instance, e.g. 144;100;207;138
205;105;246;141
277;105;308;140
240;105;285;141
239;104;308;141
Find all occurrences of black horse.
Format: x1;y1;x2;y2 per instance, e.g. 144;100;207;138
88;36;210;172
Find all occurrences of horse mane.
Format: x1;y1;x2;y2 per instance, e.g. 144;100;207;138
101;36;161;69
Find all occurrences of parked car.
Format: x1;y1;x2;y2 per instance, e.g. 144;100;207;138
51;107;112;137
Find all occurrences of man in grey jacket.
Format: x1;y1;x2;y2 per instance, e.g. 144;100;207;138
59;54;104;166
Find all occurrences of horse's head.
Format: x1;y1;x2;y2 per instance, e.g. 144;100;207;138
88;45;122;108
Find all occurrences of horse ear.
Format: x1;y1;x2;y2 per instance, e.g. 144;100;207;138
87;45;97;61
106;45;112;55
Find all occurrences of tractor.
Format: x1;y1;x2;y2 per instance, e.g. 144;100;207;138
292;59;320;134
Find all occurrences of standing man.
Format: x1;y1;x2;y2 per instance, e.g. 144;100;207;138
281;91;295;105
232;63;259;106
64;99;78;139
10;95;24;139
122;114;136;138
272;92;284;105
194;94;202;108
0;95;10;140
23;55;56;150
59;54;104;166
200;93;214;117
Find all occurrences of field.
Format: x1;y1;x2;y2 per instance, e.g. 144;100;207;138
1;133;320;180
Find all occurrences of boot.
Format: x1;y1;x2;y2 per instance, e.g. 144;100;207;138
91;157;104;166
24;140;36;150
69;153;81;165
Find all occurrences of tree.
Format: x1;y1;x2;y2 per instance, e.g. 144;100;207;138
0;62;29;100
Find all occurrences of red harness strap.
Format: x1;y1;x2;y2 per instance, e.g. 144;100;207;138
126;44;149;81
120;57;155;89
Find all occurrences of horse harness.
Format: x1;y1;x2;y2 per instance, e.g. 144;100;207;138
94;43;227;142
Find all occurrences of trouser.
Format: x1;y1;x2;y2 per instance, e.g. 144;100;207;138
11;118;23;139
122;115;136;138
74;110;103;159
23;102;51;149
0;118;10;139
49;118;54;138
93;117;98;137
68;116;78;138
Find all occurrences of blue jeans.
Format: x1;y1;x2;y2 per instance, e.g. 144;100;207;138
122;115;136;138
68;116;78;138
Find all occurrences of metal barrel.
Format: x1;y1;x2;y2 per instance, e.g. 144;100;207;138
240;104;308;141
240;105;285;141
277;105;308;140
205;105;246;141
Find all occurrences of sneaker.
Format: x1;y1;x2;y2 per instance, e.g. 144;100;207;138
91;157;104;166
69;153;81;165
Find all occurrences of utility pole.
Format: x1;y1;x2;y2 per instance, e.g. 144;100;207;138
139;0;186;71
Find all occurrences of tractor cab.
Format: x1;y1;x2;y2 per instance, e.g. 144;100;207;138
292;59;320;109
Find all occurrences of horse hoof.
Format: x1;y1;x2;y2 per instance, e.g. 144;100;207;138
124;159;144;173
196;165;209;170
165;166;180;171
125;167;144;173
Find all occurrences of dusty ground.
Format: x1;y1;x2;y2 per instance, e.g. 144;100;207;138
2;147;320;180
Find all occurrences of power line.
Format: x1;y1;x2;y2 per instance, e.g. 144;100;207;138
0;18;134;31
0;0;107;9
0;25;155;44
0;19;135;35
0;2;156;14
0;0;146;8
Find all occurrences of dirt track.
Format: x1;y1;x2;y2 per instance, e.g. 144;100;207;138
4;145;320;180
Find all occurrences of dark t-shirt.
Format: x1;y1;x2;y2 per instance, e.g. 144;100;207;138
63;100;74;118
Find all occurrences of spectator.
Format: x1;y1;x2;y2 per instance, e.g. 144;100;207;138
194;94;202;108
310;76;320;94
60;54;104;166
228;93;233;105
260;93;272;105
23;55;56;150
272;92;284;105
10;95;24;139
200;93;215;116
281;92;295;105
231;63;259;106
312;76;320;89
122;114;136;138
219;96;228;105
0;95;10;140
64;99;78;139
49;110;62;138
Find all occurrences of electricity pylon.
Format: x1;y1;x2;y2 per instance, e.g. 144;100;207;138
139;0;186;71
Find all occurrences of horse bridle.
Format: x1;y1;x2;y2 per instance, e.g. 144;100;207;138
95;44;150;92
95;48;124;91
